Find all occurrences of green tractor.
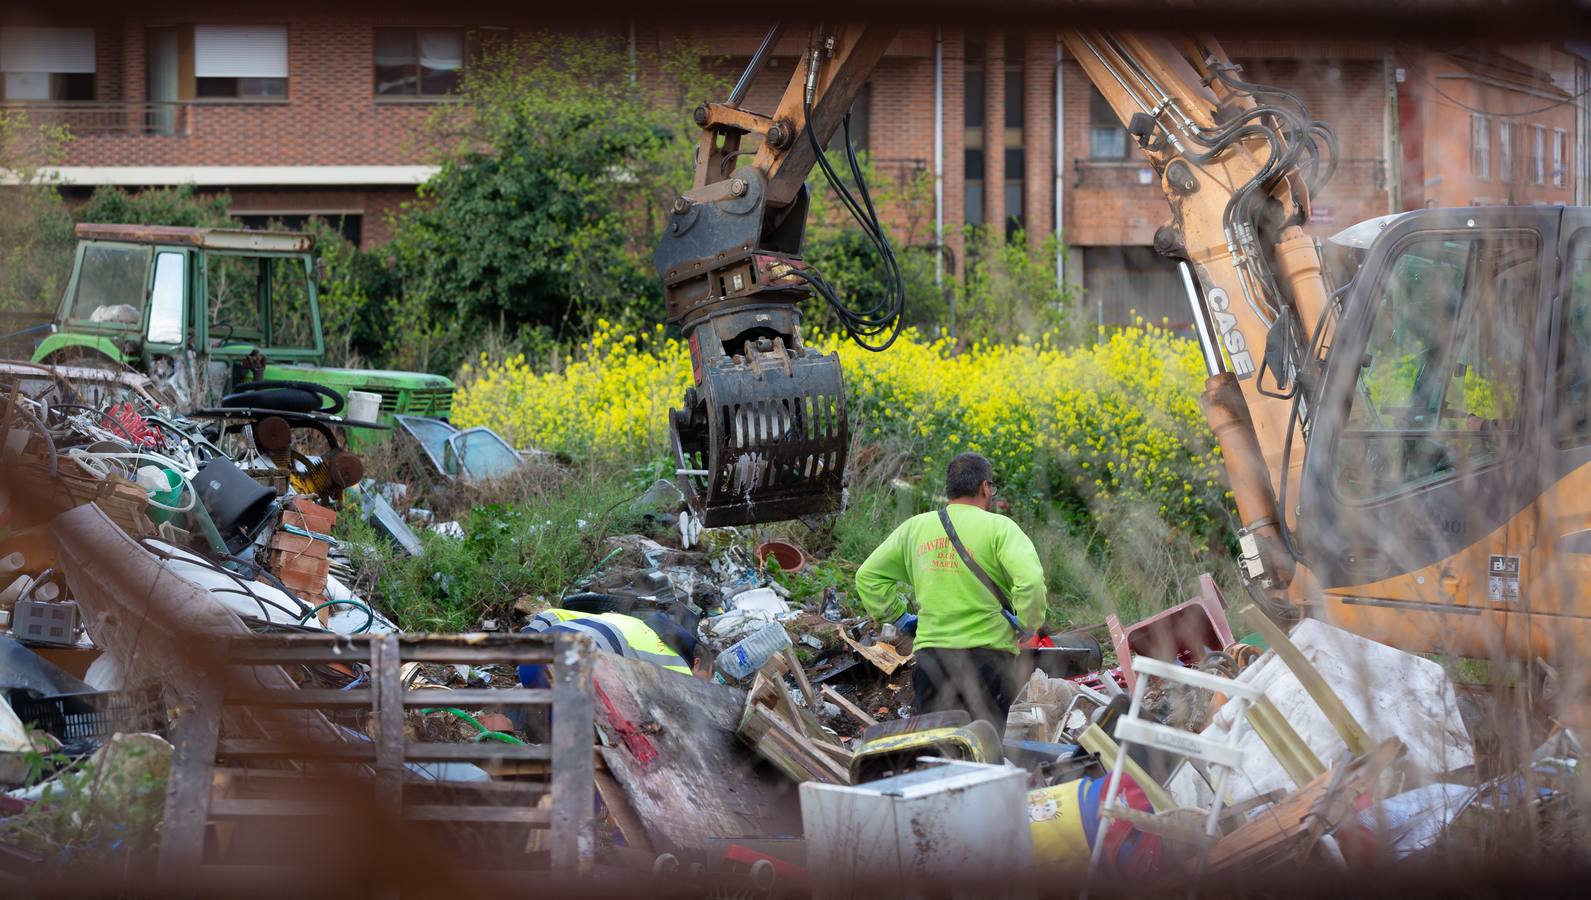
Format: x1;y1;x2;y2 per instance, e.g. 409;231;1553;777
31;224;453;443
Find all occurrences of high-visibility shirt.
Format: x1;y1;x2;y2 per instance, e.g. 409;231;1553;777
855;503;1046;654
524;609;692;675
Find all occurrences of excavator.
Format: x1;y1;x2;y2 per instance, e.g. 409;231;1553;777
655;23;1591;666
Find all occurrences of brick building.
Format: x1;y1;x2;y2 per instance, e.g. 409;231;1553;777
2;12;1587;325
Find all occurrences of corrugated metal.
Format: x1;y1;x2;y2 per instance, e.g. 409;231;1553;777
1083;245;1190;333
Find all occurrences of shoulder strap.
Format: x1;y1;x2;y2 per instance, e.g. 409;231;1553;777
938;506;1014;617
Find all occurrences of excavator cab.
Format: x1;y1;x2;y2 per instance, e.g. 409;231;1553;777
1302;205;1591;660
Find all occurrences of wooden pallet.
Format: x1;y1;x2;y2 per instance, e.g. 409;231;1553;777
156;632;596;895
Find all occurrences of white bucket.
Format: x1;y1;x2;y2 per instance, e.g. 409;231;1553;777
347;390;382;423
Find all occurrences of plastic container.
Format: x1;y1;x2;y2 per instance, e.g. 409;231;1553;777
347;390;382;423
756;539;809;574
8;688;166;749
715;620;793;682
137;466;185;524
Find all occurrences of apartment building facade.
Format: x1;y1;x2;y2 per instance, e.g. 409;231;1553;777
2;11;1586;327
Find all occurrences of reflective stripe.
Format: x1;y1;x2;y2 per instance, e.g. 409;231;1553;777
526;609;690;674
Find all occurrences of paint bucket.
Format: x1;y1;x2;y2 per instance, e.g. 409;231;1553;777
1028;774;1160;872
347;390;382;424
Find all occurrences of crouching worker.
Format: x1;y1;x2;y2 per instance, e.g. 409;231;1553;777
516;608;710;689
855;452;1046;733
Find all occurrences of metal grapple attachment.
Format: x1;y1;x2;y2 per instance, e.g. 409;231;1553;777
670;318;848;527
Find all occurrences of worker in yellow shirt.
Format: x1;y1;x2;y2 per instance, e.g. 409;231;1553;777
855;453;1047;731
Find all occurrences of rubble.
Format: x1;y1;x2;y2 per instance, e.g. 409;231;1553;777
0;361;1577;892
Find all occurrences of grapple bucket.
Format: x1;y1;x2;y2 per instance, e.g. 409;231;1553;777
671;336;848;526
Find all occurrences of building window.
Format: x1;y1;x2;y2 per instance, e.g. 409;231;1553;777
1497;120;1513;182
1003;41;1025;239
963;37;985;227
1554;128;1568;188
374;28;464;97
233;212;363;247
1089;87;1129;159
0;27;95;101
1470;114;1489;180
847;82;870;155
1532;125;1546;184
194;25;288;99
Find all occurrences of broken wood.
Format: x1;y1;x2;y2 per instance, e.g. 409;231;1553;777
836;627;912;676
783;646;818;709
821;686;878;728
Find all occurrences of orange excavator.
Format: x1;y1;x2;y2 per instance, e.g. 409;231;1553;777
655;23;1591;665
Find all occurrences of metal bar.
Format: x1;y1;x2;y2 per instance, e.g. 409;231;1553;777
402;688;552;706
1180;261;1226;376
407;805;552;825
1132;655;1262;701
728;21;784;107
1114;717;1246;770
550;633;597;877
397;645;556;665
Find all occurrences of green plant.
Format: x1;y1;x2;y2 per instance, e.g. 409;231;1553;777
386;33;726;374
75;183;232;229
1;738;169;873
0;110;74;314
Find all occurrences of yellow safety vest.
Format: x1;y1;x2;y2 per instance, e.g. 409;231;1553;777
530;609;692;675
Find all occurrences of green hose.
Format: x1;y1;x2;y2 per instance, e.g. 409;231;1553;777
297;598;375;633
420;706;526;745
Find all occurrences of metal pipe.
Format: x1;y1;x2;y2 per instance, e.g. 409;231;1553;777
934;26;944;287
729;21;784;107
1054;41;1065;287
1178;261;1224;376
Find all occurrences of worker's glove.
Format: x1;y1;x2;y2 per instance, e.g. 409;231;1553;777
881;612;919;643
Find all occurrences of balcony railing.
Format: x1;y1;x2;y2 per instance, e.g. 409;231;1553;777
0;102;192;137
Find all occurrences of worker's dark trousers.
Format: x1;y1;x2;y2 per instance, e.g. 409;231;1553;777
912;647;1029;735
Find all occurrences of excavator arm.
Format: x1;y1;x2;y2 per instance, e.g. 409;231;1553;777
658;24;1336;615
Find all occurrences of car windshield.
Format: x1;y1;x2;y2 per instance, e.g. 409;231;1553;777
453;428;522;481
396;415;460;474
67;244;150;326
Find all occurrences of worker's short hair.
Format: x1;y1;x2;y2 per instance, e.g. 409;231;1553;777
945;452;993;500
643;610;700;663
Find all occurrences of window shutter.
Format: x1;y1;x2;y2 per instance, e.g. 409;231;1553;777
0;27;96;73
194;25;288;78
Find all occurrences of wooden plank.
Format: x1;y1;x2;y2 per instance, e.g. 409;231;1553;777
225;688;552;708
821;686;878;728
783;647;819;709
754;706;850;784
156;677;224;891
373;634;404;821
595;770;654;853
592;653;798;854
407;804;551;825
550;633;596;878
1239;605;1373;757
215;740;552;763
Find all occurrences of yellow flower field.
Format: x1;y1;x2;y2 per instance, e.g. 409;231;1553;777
455;323;1229;536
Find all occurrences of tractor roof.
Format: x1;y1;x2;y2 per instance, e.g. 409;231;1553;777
74;223;314;253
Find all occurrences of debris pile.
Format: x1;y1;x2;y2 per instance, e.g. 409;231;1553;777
0;361;1580;893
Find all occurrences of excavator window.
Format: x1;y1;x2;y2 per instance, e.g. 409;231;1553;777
1556;233;1591;444
1334;231;1537;500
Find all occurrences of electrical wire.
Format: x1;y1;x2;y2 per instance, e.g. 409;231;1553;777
1426;77;1591;119
297;598;375;634
420;706;526;745
795;49;907;353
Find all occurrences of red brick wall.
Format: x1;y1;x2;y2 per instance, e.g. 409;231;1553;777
67;17;440;166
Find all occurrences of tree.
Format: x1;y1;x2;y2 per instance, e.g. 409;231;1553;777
0;112;74;314
387;33;724;372
75;184;231;228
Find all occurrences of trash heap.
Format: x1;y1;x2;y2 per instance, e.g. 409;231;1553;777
0;361;1582;893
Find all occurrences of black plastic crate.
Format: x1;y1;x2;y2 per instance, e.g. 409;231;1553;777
7;687;166;747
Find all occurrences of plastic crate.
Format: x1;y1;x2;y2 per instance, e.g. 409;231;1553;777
8;687;166;746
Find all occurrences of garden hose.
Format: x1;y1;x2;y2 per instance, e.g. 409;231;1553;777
420;706;526;745
297;598;375;633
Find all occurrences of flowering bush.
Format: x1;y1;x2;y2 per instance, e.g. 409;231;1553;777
455;323;1231;541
